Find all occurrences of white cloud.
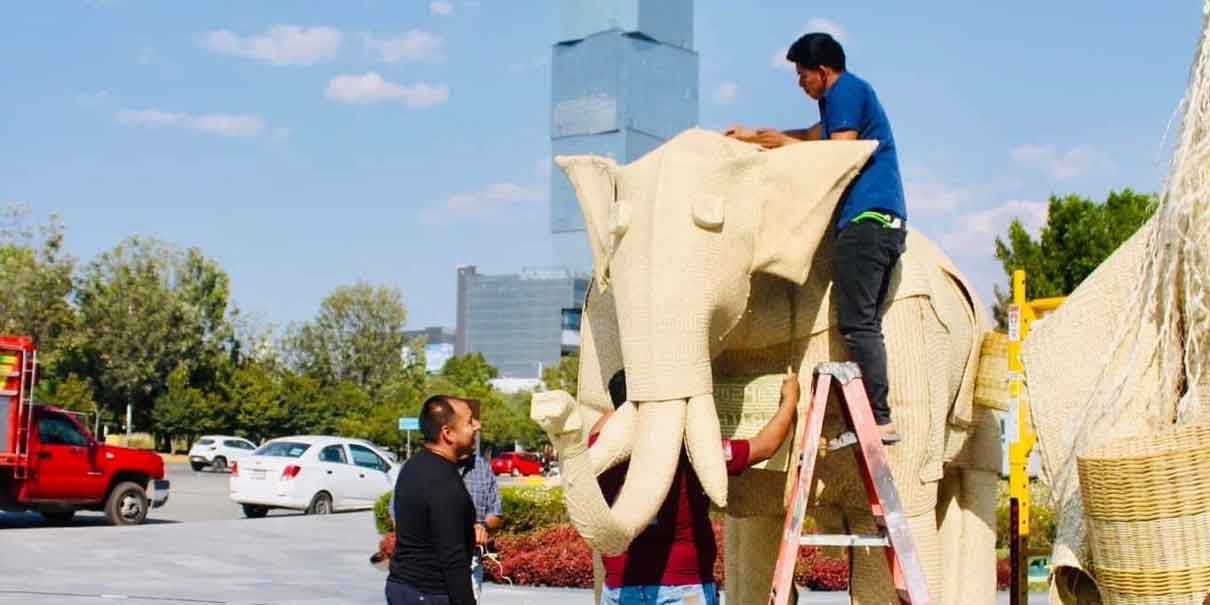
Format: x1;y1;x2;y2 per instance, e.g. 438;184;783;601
940;199;1048;255
422;181;547;225
1011;144;1110;180
362;30;445;63
325;72;450;109
114;108;267;138
772;17;851;70
714;81;739;105
198;25;342;66
429;1;454;16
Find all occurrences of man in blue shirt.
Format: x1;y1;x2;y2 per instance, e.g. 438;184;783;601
727;32;905;444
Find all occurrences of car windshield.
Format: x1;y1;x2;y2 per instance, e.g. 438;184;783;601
254;441;311;458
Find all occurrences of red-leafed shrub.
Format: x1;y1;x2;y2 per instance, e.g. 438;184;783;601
481;522;849;591
996;558;1011;590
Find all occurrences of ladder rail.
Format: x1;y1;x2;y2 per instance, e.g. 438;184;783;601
13;349;36;478
768;372;831;605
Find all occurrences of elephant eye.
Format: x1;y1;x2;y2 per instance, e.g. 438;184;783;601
692;194;724;230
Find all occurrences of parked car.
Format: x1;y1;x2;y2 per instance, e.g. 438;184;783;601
229;436;398;518
490;451;543;477
188;435;257;472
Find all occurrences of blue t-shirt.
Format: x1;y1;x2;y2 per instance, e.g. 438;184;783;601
819;71;906;230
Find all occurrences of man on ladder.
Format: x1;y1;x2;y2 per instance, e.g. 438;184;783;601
728;31;908;445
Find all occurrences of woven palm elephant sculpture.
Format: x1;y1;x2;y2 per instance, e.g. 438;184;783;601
531;129;1001;604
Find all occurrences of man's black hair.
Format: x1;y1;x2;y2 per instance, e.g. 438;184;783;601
786;32;846;72
607;370;627;410
420;395;460;444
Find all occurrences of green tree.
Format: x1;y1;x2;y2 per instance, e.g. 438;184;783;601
285;283;410;398
541;354;579;396
0;205;77;363
992;189;1156;328
71;236;232;429
153;365;210;444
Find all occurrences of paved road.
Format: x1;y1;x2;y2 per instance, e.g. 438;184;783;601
0;464;1049;603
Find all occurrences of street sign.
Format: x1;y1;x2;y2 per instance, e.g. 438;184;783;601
399;417;419;431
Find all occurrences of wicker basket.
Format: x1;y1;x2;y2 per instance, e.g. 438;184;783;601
1077;423;1210;604
974;331;1009;411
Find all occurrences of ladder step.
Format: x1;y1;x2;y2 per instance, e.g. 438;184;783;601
0;389;17;396
827;431;857;452
800;534;890;548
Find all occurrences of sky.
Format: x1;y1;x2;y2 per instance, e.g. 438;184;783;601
1;1;1204;333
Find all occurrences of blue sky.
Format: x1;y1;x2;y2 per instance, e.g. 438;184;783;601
1;2;1203;332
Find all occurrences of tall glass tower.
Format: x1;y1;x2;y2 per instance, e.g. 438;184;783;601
550;0;699;273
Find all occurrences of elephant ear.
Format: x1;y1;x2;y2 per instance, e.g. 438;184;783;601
751;140;878;284
556;155;618;287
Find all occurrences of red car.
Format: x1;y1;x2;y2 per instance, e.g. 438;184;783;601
490;451;543;477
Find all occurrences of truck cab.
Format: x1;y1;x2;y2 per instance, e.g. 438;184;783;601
1;335;169;525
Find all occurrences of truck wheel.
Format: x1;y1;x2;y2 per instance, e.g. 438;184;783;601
211;456;227;472
190;461;206;472
242;504;269;518
306;491;333;515
42;510;75;525
105;481;149;526
511;468;521;477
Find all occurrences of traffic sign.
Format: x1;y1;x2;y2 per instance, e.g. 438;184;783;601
399;417;420;431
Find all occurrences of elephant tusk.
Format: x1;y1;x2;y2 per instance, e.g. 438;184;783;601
684;393;729;507
590;401;637;476
609;400;687;537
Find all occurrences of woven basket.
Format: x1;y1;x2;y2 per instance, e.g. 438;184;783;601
1077;423;1210;604
974;331;1009;411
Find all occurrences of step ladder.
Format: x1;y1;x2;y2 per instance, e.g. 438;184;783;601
768;362;930;605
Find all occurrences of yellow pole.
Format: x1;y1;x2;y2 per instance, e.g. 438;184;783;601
1007;269;1036;604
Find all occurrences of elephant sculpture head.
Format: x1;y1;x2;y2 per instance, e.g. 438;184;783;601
551;128;877;547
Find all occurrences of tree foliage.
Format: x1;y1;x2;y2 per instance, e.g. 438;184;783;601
992;189;1156;328
541;354;578;397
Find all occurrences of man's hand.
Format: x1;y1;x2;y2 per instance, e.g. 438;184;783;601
781;372;801;406
724;125;758;142
474;523;489;546
753;128;798;149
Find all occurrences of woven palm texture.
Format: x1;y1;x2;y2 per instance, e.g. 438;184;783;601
1024;4;1210;603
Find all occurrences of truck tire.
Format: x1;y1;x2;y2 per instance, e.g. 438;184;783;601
242;504;269;518
42;510;75;525
105;481;149;526
190;461;206;472
306;491;333;515
211;456;227;472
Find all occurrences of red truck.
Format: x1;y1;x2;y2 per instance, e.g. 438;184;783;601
1;335;169;525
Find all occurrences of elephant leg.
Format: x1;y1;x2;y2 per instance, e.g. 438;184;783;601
936;468;998;605
725;514;789;605
847;507;943;605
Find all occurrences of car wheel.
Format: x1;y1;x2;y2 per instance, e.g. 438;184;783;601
306;491;333;515
242;504;269;519
510;468;520;477
105;481;149;526
41;510;75;525
211;456;227;472
190;461;206;472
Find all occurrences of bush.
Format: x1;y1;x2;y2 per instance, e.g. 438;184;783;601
485;521;849;590
500;486;568;534
375;491;394;536
104;432;155;450
997;558;1011;590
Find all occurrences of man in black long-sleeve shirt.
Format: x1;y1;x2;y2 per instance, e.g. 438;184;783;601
388;395;482;605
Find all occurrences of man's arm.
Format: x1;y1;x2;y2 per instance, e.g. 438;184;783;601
431;486;477;605
746;373;801;465
829;130;858;140
784;123;823;141
483;470;504;534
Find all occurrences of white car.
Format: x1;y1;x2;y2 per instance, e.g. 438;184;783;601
229;435;398;518
188;435;257;472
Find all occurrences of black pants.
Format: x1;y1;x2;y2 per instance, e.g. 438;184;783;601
385;580;451;605
833;220;906;425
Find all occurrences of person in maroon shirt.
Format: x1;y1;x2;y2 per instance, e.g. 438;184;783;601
590;370;800;605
